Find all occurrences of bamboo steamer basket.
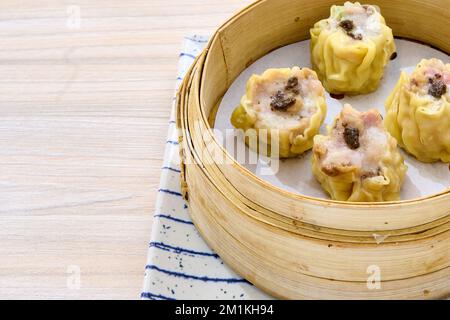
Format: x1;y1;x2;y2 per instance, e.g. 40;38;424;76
177;0;450;299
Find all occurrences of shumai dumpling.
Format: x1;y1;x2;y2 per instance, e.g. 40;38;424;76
310;2;396;95
230;67;327;158
312;104;407;202
385;58;450;162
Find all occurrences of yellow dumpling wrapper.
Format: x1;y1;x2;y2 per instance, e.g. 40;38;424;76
385;58;450;162
310;2;395;94
312;104;407;202
230;67;327;158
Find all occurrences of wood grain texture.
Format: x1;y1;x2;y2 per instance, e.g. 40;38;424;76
0;0;252;299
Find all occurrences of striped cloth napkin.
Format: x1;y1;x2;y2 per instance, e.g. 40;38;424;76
141;36;272;300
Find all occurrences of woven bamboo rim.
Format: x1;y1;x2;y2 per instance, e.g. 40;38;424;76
177;0;450;299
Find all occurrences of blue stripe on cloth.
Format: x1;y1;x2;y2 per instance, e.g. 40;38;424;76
161;166;181;173
142;36;271;300
154;214;193;224
149;241;219;258
158;188;182;197
145;265;250;284
141;292;176;300
184;36;208;43
179;52;196;60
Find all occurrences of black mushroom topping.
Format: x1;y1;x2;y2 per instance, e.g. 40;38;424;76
428;74;447;98
343;126;360;149
285;76;299;91
339;19;354;32
338;19;362;40
349;33;363;40
270;90;296;111
270;76;300;111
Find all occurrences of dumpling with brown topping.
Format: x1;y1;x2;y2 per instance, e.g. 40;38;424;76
385;58;450;162
312;104;407;202
230;67;327;158
310;2;395;94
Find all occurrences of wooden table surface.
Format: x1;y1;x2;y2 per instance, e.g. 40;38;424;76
0;0;252;299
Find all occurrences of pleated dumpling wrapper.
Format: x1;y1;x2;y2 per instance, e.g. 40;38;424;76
385;58;450;162
312;104;407;202
230;67;327;158
310;2;395;95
